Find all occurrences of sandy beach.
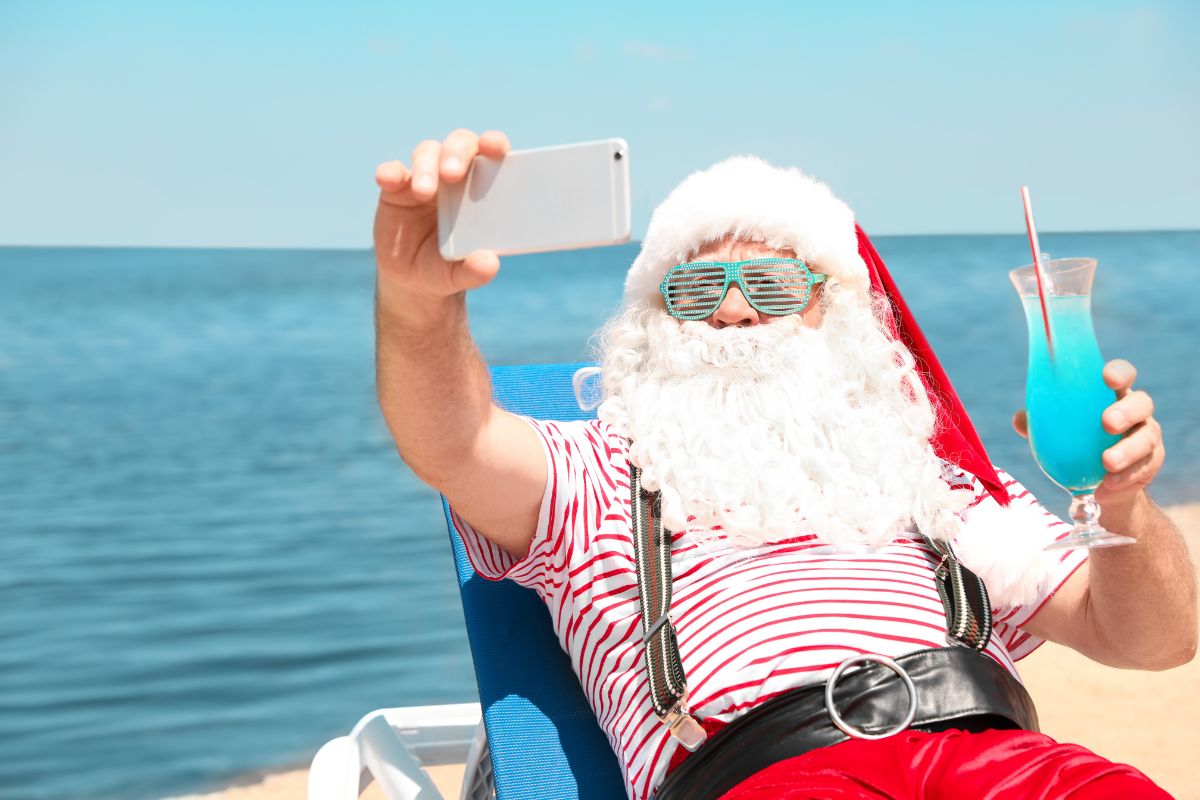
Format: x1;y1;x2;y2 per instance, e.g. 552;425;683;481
183;504;1200;800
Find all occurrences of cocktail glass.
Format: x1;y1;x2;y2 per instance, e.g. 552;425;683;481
1009;257;1134;550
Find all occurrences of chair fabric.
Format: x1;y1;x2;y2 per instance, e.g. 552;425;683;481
440;363;627;800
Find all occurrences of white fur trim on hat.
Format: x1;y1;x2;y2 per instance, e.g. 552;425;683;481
952;500;1074;611
624;156;870;307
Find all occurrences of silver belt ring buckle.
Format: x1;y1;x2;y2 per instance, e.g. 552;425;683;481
824;654;918;740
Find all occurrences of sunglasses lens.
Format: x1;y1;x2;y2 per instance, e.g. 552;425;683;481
663;265;727;318
739;263;812;314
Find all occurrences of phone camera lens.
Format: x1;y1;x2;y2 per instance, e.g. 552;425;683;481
614;150;625;161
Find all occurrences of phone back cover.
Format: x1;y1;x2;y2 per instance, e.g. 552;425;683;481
438;139;631;259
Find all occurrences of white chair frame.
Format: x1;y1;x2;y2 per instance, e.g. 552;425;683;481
308;703;492;800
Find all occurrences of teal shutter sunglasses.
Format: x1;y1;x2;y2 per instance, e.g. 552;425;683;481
659;258;828;320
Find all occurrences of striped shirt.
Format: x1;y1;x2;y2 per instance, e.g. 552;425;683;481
450;418;1086;800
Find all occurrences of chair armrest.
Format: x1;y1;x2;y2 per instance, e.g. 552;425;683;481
308;736;361;800
307;714;445;800
359;714;445;800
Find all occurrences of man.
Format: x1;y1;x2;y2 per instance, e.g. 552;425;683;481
372;128;1196;799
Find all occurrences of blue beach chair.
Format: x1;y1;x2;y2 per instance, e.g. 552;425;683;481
310;363;626;800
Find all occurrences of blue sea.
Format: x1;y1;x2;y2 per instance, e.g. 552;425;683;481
2;232;1198;800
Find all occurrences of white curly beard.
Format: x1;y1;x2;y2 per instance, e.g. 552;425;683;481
596;284;972;552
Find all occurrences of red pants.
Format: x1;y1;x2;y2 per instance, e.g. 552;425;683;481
717;729;1170;799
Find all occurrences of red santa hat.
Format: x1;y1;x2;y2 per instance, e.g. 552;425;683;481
624;155;1011;508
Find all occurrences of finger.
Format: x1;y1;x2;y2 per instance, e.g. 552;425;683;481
1011;410;1029;439
1102;359;1137;397
375;160;416;209
440;128;480;183
375;160;410;192
410;139;442;200
1101;390;1155;435
1102;421;1157;472
449;250;501;292
478;130;512;159
1101;450;1158;489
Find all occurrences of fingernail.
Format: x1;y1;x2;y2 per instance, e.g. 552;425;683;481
413;174;434;192
443;156;462;173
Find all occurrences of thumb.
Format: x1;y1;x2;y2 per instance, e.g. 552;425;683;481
449;250;501;292
1011;409;1029;439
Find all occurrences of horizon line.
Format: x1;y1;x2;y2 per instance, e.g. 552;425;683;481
2;227;1196;251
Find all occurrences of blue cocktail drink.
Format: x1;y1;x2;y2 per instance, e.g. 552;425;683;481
1022;295;1119;493
1010;257;1135;549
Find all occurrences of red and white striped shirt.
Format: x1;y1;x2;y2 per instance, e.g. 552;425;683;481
450;418;1086;799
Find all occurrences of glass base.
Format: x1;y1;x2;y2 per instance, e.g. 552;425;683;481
1044;493;1136;551
1045;530;1137;550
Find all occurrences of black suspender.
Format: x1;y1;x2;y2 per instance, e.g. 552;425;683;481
630;465;707;750
629;463;992;749
925;535;993;652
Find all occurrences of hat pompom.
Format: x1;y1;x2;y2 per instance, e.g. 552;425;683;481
952;500;1070;610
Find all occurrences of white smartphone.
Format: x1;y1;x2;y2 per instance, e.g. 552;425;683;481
437;138;631;260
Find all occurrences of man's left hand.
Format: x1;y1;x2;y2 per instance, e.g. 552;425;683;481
1016;360;1194;670
1011;358;1164;516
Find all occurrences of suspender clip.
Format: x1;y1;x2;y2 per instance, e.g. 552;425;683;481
662;697;707;751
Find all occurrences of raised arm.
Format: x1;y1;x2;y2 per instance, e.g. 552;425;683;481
373;129;544;559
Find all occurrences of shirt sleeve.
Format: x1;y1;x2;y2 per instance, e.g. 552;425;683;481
447;417;627;602
962;467;1089;660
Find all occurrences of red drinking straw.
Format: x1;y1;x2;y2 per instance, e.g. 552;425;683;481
1020;186;1054;358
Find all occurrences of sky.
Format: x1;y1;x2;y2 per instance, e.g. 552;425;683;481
1;0;1197;248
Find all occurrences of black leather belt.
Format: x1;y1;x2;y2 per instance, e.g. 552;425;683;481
655;646;1039;800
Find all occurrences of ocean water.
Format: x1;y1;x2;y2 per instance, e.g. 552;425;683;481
1;232;1197;800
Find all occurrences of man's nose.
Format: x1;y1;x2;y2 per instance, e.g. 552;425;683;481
709;285;760;328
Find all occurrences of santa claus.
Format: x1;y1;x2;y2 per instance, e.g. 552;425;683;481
372;128;1195;799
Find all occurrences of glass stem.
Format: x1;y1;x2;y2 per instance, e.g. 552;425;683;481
1068;493;1104;534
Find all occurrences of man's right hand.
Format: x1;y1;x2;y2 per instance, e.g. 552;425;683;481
373;129;512;318
372;128;543;559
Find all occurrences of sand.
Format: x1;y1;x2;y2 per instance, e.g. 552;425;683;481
169;764;462;800
185;504;1200;800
